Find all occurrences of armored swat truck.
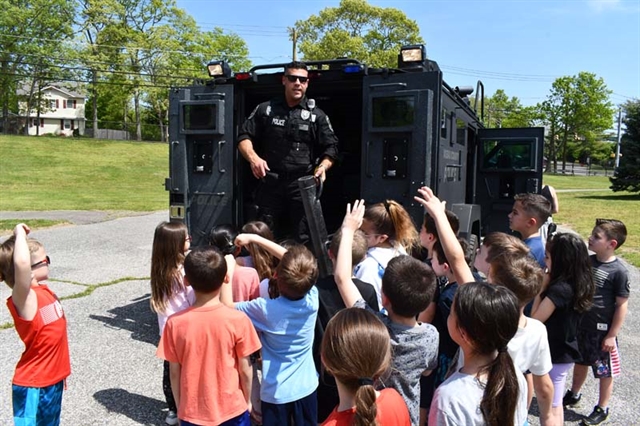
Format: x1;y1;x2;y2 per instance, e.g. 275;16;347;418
166;44;544;256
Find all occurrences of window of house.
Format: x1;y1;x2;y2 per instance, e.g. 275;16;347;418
49;100;56;109
64;119;71;130
71;100;77;109
40;119;44;127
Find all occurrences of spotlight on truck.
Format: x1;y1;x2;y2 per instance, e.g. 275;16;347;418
207;60;231;78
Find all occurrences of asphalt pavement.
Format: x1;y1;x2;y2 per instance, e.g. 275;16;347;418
0;211;638;425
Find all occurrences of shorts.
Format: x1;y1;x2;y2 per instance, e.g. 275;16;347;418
261;390;317;426
576;330;621;378
180;411;250;426
12;380;64;426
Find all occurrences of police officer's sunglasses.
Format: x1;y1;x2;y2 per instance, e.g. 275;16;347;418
31;256;51;269
285;75;309;83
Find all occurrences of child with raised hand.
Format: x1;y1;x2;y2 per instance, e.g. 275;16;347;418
335;200;438;426
157;247;261;426
321;308;410;426
150;221;195;425
565;219;630;426
221;233;319;426
414;186;475;285
355;199;420;308
0;224;70;426
430;282;528;426
531;232;595;425
209;224;260;302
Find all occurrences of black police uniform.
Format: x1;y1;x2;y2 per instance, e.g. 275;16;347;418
238;96;339;243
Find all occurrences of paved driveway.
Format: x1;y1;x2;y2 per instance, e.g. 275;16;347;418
0;211;638;425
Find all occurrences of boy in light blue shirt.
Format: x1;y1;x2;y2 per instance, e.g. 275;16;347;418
222;236;319;426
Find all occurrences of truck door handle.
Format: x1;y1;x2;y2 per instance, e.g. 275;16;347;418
218;140;226;173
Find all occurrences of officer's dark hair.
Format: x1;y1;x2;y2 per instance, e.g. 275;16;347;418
275;245;318;300
381;255;435;318
184;246;227;294
284;61;308;73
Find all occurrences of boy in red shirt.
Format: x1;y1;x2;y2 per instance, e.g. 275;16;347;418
157;247;261;425
1;224;70;425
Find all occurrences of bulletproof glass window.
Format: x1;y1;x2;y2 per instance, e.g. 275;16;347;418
372;96;415;128
481;139;536;171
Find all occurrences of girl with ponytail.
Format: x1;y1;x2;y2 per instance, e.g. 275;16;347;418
320;308;410;426
430;282;528;426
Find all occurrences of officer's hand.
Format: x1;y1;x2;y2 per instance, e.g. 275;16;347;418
314;164;326;183
250;157;270;179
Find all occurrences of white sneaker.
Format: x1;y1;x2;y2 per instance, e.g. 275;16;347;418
165;410;178;425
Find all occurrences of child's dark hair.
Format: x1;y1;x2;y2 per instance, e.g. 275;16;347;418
423;210;460;238
241;221;279;280
322;308;391;426
489;255;543;308
183;247;227;294
595;218;627;249
545;232;594;313
364;200;419;251
329;229;368;266
514;193;551;225
381;255;435;317
482;232;530;264
454;282;520;426
0;237;43;289
276;245;318;300
208;224;238;255
432;237;470;273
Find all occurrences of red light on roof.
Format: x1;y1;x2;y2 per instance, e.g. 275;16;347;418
235;72;251;81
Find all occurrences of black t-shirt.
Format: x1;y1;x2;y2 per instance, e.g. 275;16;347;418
313;274;379;422
542;280;581;363
432;282;459;358
579;255;630;332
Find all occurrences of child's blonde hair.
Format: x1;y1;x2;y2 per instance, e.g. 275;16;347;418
0;237;43;288
364;200;419;251
150;221;189;313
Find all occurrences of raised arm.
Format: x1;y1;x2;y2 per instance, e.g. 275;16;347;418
11;224;38;320
334;200;366;308
414;187;474;284
235;233;287;260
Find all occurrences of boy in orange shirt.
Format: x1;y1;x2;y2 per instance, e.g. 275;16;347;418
157;247;261;425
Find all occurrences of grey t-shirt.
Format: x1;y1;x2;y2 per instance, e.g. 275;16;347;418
355;298;439;426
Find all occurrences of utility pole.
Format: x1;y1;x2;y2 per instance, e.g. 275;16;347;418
615;108;622;170
291;28;297;61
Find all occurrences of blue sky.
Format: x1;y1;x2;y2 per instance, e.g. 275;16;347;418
177;0;639;107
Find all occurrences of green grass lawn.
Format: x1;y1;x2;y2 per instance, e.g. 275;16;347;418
543;173;639;267
0;135;167;211
0;135;637;266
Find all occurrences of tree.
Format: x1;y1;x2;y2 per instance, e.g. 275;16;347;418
484;89;540;128
610;99;640;192
539;73;614;172
294;0;423;68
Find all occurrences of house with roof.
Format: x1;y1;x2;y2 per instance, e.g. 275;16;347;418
18;84;86;136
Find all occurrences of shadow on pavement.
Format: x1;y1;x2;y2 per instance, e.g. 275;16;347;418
90;294;160;346
94;388;165;425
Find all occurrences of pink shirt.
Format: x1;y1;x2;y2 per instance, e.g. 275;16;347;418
232;266;260;302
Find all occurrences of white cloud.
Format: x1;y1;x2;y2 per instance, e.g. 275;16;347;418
588;0;621;13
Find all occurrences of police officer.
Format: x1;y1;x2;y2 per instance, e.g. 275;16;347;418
237;61;339;243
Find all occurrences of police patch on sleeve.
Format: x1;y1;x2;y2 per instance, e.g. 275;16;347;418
248;105;259;120
326;116;334;133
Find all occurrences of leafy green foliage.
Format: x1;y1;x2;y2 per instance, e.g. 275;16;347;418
294;0;423;68
610;99;640;193
483;89;541;128
539;73;615;172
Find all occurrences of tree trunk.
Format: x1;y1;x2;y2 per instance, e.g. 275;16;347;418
134;88;141;141
92;70;98;138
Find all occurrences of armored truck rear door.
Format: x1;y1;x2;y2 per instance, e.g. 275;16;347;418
360;72;440;227
167;84;235;247
474;127;545;234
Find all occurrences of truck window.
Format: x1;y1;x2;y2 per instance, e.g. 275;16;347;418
372;96;415;127
481;139;536;171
